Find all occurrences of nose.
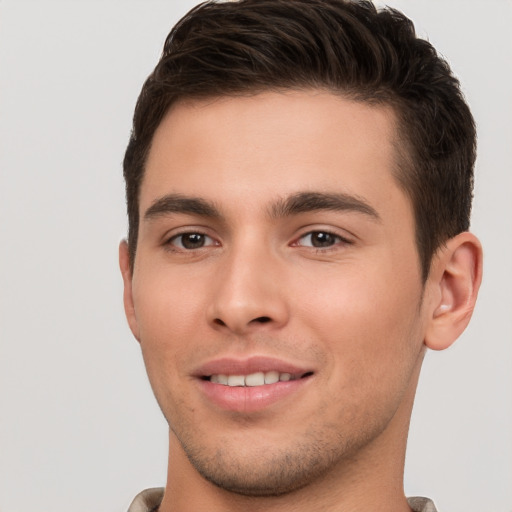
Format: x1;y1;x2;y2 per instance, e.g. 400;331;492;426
206;243;289;335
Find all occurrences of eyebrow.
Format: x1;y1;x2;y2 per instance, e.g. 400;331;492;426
143;191;380;222
144;194;220;220
269;191;381;221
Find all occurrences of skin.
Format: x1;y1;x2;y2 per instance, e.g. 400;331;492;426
120;90;482;512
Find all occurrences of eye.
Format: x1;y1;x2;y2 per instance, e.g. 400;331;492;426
168;232;217;250
296;231;348;249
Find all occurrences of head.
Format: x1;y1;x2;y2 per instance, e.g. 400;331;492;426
120;0;482;504
124;0;476;282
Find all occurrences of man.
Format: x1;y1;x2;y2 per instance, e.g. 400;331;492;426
119;1;482;511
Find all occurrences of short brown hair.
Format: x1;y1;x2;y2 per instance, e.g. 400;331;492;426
123;0;476;280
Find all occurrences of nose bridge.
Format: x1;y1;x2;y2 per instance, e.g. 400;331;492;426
207;233;287;333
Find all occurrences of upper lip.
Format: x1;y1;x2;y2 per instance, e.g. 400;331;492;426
194;356;314;378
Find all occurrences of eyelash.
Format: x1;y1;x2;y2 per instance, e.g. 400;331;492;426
163;229;352;252
165;231;218;251
293;230;352;251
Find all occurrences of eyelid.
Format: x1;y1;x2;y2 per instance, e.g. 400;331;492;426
292;228;353;249
171;233;217;248
163;227;220;250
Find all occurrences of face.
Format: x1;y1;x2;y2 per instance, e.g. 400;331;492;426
122;90;430;496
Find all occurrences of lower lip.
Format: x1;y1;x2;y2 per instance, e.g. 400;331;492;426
197;377;311;413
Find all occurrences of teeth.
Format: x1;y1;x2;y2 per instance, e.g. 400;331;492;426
264;370;279;384
209;371;301;387
245;372;265;387
227;375;245;387
211;374;228;384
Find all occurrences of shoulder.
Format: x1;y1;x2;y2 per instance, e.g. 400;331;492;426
127;488;164;512
126;489;437;512
408;496;439;512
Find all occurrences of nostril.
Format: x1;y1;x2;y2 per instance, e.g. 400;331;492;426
254;316;271;324
211;316;272;329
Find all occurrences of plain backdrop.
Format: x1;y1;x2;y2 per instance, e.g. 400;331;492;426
0;1;511;511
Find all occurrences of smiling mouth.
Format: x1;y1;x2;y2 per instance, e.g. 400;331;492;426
203;371;314;387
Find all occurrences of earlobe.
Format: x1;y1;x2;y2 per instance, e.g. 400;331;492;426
119;239;141;342
424;232;483;351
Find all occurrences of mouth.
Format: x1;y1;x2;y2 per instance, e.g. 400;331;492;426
195;357;314;412
203;370;314;387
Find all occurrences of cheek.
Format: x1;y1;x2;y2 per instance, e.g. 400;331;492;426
296;260;424;379
295;267;425;432
131;271;204;397
133;269;203;340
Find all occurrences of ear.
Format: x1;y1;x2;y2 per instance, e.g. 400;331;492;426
424;232;483;351
119;239;141;342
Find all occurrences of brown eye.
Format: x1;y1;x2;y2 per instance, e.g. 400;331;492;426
170;233;216;250
311;232;336;247
299;231;341;248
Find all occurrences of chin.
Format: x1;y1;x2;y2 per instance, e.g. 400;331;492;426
191;452;329;497
176;425;356;498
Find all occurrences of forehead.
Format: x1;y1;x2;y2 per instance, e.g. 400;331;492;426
141;90;405;219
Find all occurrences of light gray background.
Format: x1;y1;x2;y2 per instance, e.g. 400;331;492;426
0;1;511;511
